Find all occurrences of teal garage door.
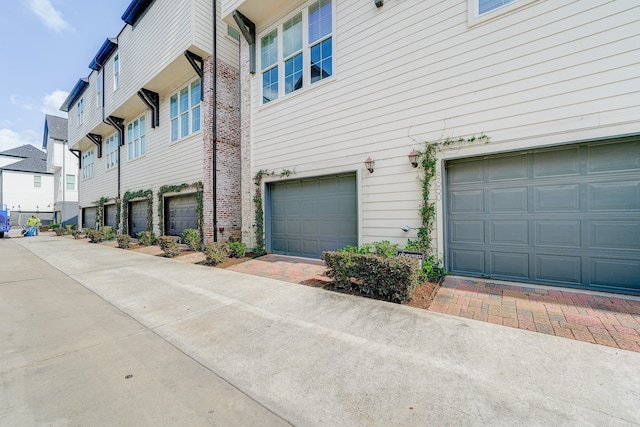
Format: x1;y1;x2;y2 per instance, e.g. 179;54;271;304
268;173;357;258
446;137;640;294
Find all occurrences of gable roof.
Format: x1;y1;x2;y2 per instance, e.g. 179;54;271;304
43;115;68;149
0;144;49;174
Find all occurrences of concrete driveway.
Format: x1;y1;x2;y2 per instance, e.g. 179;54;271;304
2;234;640;426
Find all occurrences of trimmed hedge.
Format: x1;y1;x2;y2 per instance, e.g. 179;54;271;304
86;229;105;243
203;242;229;266
180;228;200;251
158;236;180;258
117;234;131;249
321;251;421;304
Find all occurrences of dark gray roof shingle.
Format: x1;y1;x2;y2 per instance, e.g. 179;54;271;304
0;144;49;174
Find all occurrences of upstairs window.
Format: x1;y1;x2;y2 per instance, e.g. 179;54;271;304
96;73;102;107
82;150;94;179
113;53;120;90
66;174;75;190
260;0;333;104
170;79;201;142
105;133;119;169
478;0;518;15
34;175;42;188
77;98;84;125
127;115;146;160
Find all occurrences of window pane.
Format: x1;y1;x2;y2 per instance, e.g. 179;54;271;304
140;115;145;136
179;87;189;113
133;120;139;139
283;13;302;58
129;141;133;160
192;105;201;132
170;95;178;118
310;37;332;83
260;29;278;69
171;118;178;142
262;66;278;103
140;135;146;155
191;80;201;107
479;0;516;14
285;53;303;94
181;113;189;137
309;0;332;43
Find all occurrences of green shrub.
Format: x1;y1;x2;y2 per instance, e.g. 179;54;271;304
338;240;398;257
203;242;229;266
53;228;67;236
102;226;116;241
65;224;77;232
227;241;247;258
180;228;201;251
158;236;180;258
321;251;421;304
117;234;131;249
49;223;60;230
423;255;447;283
86;229;105;243
72;229;83;239
137;230;156;246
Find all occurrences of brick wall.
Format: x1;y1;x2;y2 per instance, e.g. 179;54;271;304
202;56;242;243
239;38;255;249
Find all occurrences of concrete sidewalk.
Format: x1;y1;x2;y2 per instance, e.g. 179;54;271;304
3;235;640;425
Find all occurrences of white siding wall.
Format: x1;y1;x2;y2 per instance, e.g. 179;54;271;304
1;171;54;212
244;0;640;252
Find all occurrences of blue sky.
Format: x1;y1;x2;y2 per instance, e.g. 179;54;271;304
0;0;134;151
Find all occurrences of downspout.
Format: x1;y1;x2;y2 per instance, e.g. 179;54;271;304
212;0;218;242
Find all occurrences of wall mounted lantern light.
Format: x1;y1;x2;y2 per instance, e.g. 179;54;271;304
375;0;384;7
408;150;419;168
365;157;375;173
401;225;417;232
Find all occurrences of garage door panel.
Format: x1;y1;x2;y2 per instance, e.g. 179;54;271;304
491;221;528;245
492;252;529;278
489;156;527;181
129;201;147;237
588;182;639;210
166;195;197;237
451;190;484;213
534;147;580;177
490;188;528;212
590;221;640;250
535;185;580;211
536;255;582;283
535;221;581;247
591;258;640;287
452;220;485;244
451;249;485;274
447;137;640;293
83;208;97;229
588;141;640;173
269;173;357;258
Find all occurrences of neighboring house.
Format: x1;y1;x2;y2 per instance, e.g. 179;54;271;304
42;115;78;225
61;0;240;240
0;145;54;226
222;0;640;293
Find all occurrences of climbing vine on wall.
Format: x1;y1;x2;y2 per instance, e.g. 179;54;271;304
415;134;490;281
122;189;153;236
253;169;294;256
157;182;203;238
95;197;109;229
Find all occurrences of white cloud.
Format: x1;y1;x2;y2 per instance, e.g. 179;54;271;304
26;0;74;32
10;95;35;111
41;90;69;117
0;128;41;152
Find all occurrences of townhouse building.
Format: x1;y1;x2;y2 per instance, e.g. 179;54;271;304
222;0;640;293
43;115;78;225
62;0;241;242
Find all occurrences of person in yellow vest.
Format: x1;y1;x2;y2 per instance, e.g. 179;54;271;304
26;215;40;236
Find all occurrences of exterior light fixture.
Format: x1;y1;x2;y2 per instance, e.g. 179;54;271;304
365;157;375;173
408;150;419;168
375;0;384;7
401;225;416;232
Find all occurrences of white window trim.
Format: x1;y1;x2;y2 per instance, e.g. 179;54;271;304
77;98;84;126
169;78;201;143
105;133;119;170
127;114;147;160
467;0;536;26
82;150;95;180
96;72;102;108
113;53;120;91
258;0;336;106
66;174;76;191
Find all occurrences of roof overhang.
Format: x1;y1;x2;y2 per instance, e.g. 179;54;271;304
60;78;89;112
122;0;155;25
89;38;118;70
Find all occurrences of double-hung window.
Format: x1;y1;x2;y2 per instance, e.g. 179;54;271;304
477;0;518;15
105;133;119;169
113;53;120;90
34;176;41;188
96;73;102;107
77;99;84;125
170;79;201;142
82;150;94;179
127;115;146;160
260;0;333;104
66;174;75;191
